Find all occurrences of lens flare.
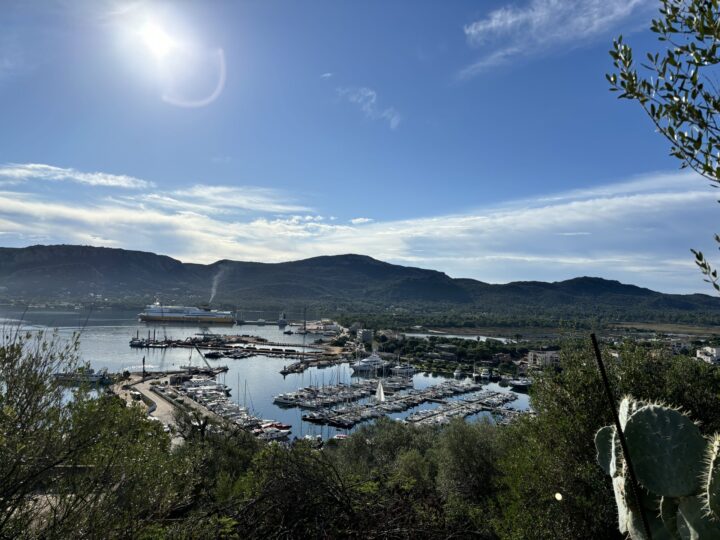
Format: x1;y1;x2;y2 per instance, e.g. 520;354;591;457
140;23;177;59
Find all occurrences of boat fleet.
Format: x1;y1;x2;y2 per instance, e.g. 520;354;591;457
405;390;517;426
299;379;494;429
273;377;413;409
158;376;293;441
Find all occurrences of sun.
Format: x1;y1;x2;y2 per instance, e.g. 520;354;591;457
139;22;177;59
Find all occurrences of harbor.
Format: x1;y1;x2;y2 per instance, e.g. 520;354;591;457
0;307;531;440
297;380;516;429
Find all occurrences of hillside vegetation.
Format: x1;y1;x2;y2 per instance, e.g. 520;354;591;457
1;244;719;325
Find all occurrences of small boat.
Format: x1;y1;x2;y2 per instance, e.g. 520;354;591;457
284;330;294;335
261;421;292;431
391;363;415;376
453;367;465;379
54;368;112;386
509;378;532;392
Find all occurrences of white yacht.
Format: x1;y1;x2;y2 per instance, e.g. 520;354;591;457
350;353;389;374
391;364;415;377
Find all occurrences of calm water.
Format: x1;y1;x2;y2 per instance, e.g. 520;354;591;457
0;307;529;439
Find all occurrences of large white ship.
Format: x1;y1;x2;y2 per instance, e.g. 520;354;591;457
138;303;235;324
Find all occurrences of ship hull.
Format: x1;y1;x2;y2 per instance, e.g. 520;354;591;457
139;314;235;324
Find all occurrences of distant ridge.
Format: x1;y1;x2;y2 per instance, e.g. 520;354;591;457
0;244;719;323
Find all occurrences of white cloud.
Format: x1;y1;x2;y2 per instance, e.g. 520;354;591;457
337;87;401;129
0;163;153;189
320;72;333;79
350;217;373;224
460;0;652;77
140;185;310;214
0;168;718;293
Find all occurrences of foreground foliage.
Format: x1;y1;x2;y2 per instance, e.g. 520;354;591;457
2;330;720;538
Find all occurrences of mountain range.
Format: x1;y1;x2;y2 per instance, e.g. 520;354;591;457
1;244;719;324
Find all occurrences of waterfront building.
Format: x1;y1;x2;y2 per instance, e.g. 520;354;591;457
696;346;720;364
527;350;560;368
357;329;374;343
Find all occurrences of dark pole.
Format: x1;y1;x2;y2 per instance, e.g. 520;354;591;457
590;333;651;540
142;355;146;381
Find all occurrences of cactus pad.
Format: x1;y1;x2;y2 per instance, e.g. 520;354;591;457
704;434;720;520
627;508;679;540
660;497;680;540
613;475;630;534
624;404;705;497
677;496;720;539
619;395;642;429
595;425;614;476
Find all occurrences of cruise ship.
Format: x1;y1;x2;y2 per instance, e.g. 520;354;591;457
138;303;235;324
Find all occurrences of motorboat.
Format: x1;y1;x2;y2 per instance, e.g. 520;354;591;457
350;353;390;374
391;363;415;376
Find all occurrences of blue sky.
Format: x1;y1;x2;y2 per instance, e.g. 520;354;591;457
0;0;717;293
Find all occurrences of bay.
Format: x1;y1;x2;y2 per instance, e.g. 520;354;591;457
0;306;529;439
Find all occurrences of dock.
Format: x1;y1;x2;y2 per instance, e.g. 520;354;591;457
299;380;502;429
273;377;413;409
404;391;517;425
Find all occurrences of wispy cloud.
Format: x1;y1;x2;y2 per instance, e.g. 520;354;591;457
0;168;717;293
337;87;401;130
350;217;373;225
125;185;310;214
0;163;153;189
320;72;333;79
460;0;652;78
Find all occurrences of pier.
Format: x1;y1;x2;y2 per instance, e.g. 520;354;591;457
405;391;517;426
298;380;508;429
273;377;413;409
128;332;329;361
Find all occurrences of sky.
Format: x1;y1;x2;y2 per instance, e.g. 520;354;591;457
0;0;718;294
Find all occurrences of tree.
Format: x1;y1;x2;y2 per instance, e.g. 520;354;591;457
608;0;720;291
0;329;186;538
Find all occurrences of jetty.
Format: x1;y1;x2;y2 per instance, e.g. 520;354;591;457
153;374;293;441
129;331;327;360
273;377;413;409
299;380;497;429
405;391;517;426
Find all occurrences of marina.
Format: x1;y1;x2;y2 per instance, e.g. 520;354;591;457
298;379;500;429
405;390;517;425
273;377;414;409
0;307;531;440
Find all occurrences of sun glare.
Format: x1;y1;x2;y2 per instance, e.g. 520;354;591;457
140;23;177;59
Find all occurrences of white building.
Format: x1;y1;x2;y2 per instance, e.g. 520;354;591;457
527;350;560;368
696;346;720;364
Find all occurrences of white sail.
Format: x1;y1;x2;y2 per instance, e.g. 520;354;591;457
375;381;385;402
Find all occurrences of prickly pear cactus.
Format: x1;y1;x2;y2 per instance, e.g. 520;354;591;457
623;404;705;497
595;425;614;476
594;396;720;539
659;497;679;540
677;496;720;540
705;434;720;520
